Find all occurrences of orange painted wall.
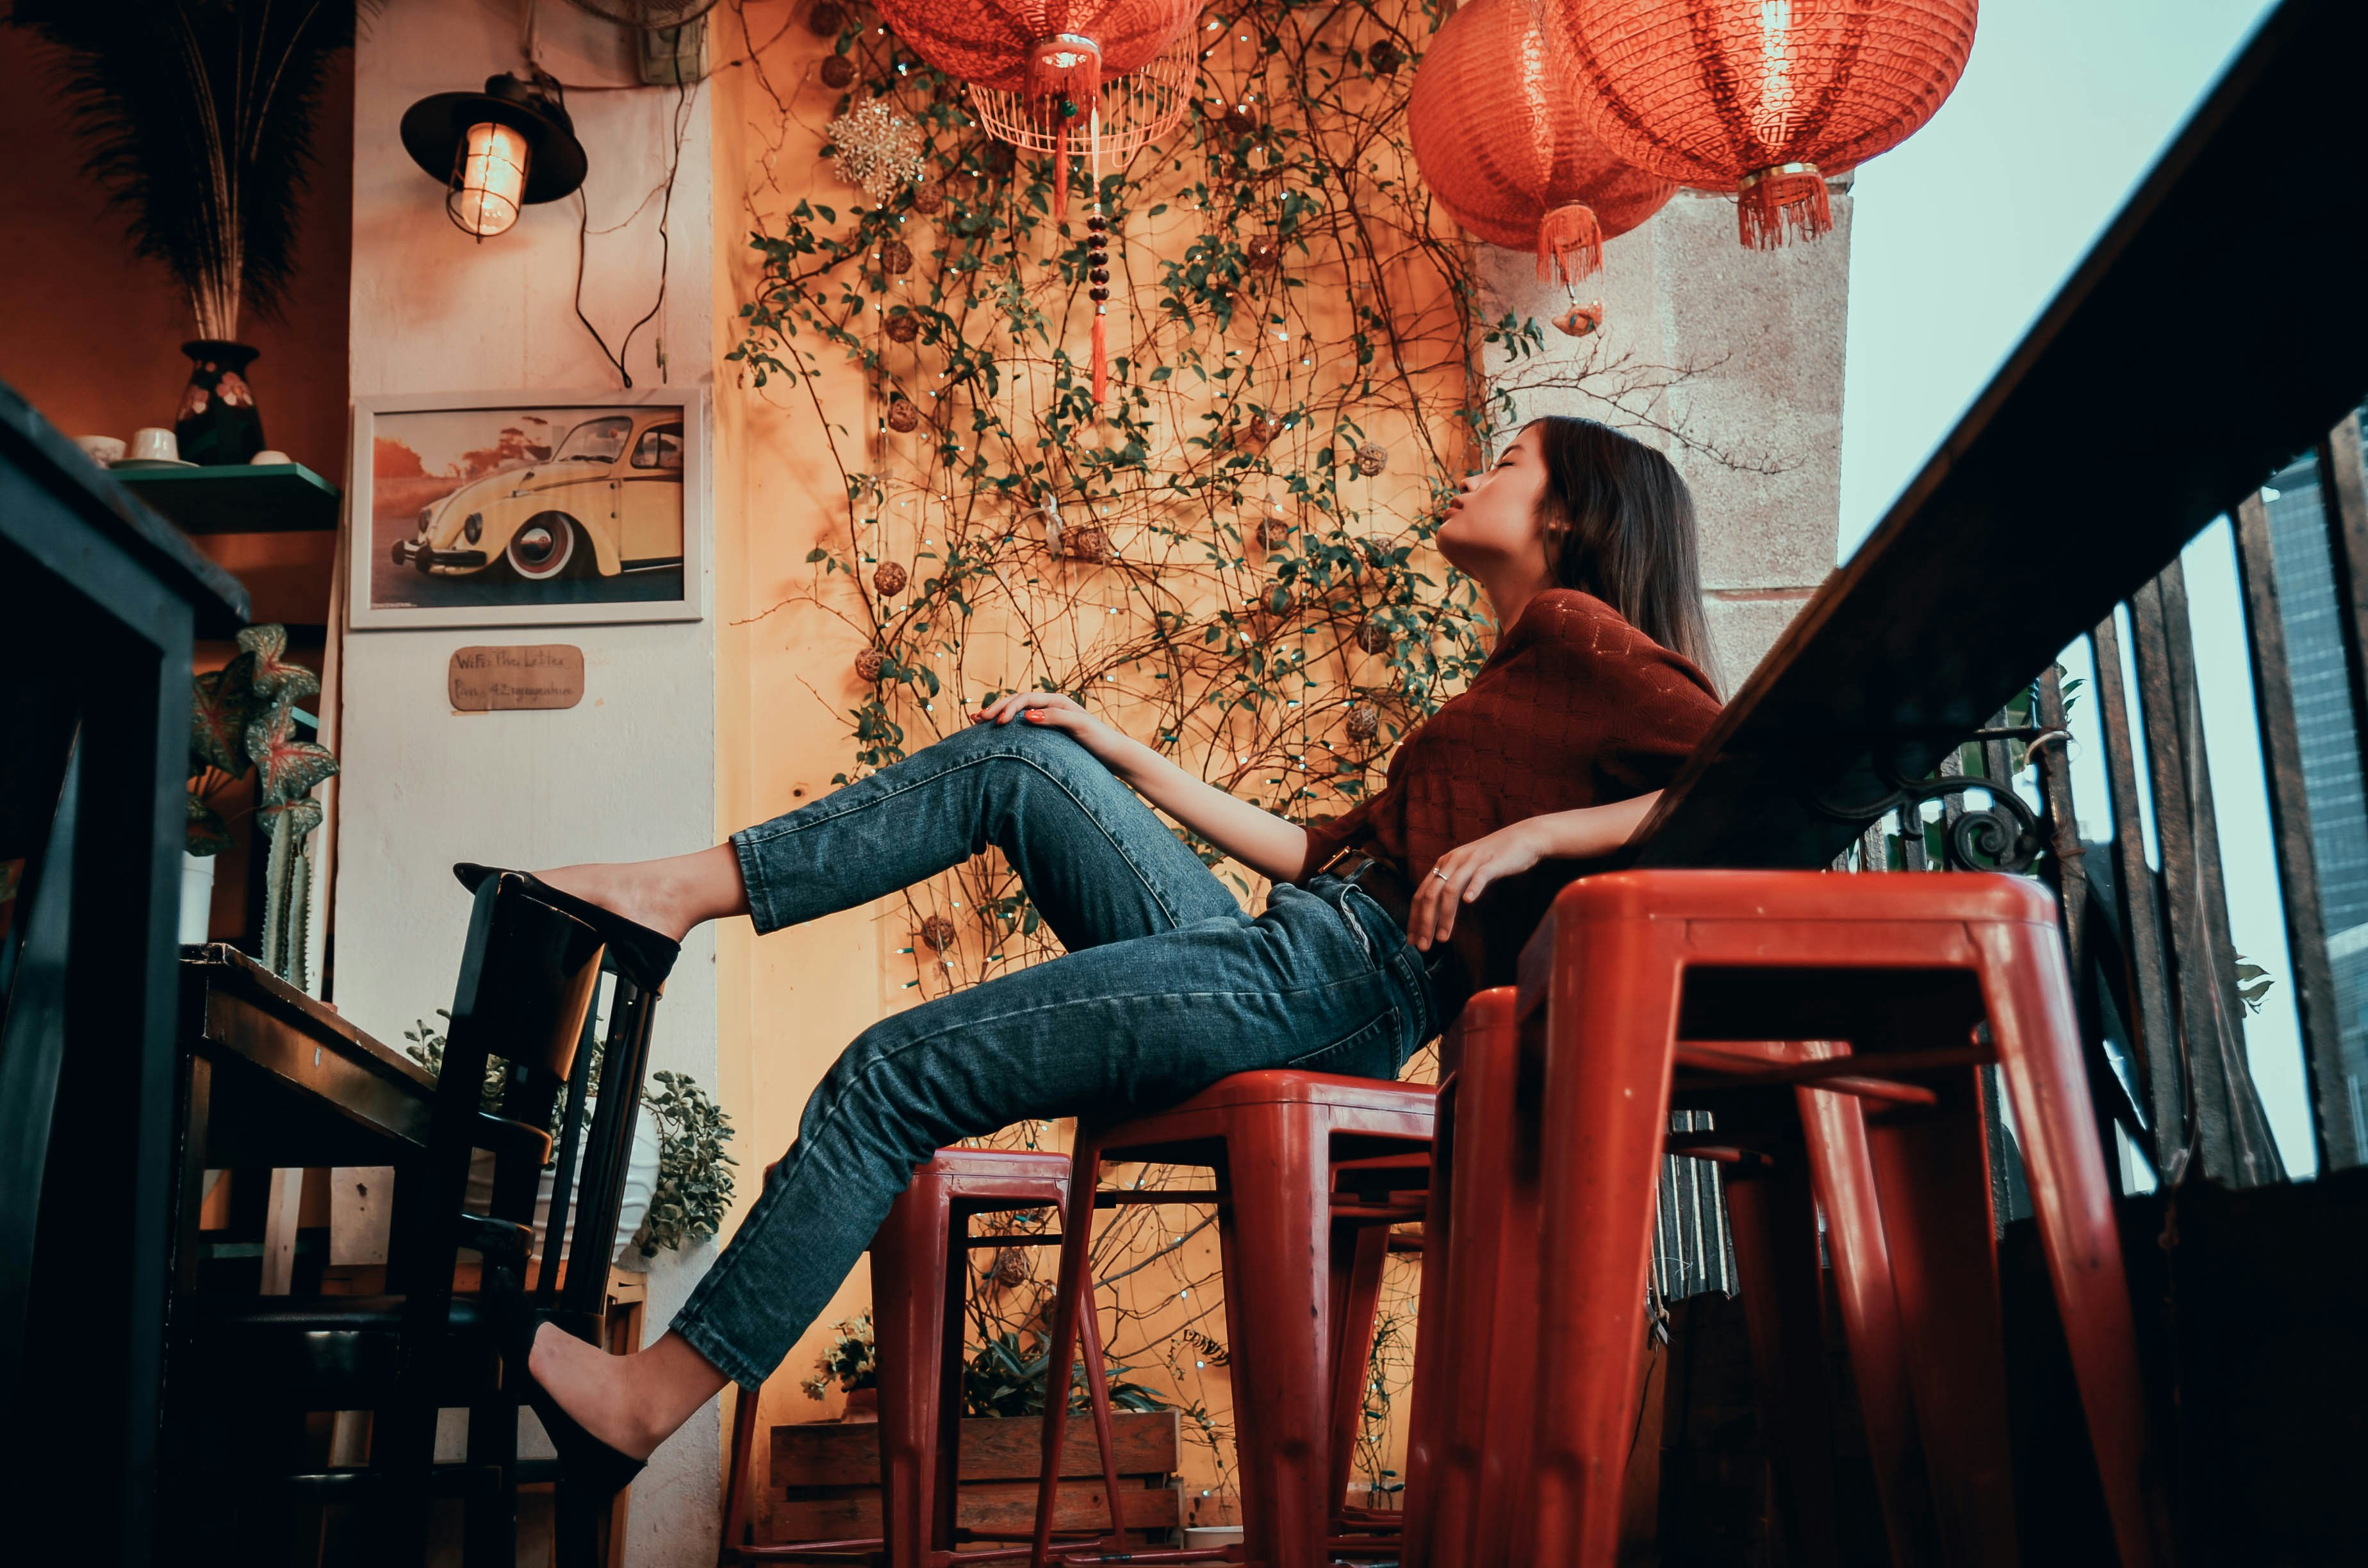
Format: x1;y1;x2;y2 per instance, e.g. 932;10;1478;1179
0;38;354;483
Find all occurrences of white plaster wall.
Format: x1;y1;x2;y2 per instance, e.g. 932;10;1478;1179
336;2;720;1560
1475;186;1854;691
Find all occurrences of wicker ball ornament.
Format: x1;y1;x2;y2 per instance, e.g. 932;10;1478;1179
819;54;859;89
1353;441;1390;478
855;647;887;682
1063;524;1112;562
1221;102;1260;135
917;913;959;952
884;312;921;343
1408;0;1673;287
1544;0;1976;247
1356;618;1392;655
910;177;947;214
880;240;916;274
1244;235;1281;271
885;398;921;432
1253;496;1290;551
1369;40;1403;75
1345;705;1380;743
873;560;909;596
807;1;846;36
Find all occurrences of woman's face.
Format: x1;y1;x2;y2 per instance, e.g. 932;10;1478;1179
1436;423;1556;586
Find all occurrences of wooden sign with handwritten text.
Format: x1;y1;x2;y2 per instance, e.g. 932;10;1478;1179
448;644;585;711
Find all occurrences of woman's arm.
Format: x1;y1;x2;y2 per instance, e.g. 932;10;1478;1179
1404;793;1663;951
969;692;1311;883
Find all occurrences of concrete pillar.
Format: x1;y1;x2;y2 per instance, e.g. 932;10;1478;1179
1474;184;1853;693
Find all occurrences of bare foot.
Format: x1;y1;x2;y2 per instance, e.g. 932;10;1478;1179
529;844;745;943
528;1321;664;1460
525;1324;730;1462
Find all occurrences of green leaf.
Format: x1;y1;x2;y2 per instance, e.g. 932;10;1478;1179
190;651;262;776
236;624;319;701
245;695;339;810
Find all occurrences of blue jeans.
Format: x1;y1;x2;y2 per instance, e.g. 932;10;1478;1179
670;718;1448;1387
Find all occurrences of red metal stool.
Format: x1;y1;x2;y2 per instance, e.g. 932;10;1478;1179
1028;1072;1437;1568
1395;988;1531;1568
721;1148;1130;1567
1517;869;2169;1568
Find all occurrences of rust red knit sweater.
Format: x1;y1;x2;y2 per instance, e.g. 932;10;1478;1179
1297;588;1723;981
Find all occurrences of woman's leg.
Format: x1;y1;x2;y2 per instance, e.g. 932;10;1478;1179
532;878;1434;1458
530;718;1240;949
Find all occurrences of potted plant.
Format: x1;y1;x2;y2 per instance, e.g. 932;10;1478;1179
186;625;337;979
10;1;363;464
403;1011;739;1271
802;1312;882;1421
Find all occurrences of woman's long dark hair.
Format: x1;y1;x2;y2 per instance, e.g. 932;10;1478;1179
1527;416;1722;695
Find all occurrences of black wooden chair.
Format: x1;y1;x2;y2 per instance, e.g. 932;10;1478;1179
165;870;664;1566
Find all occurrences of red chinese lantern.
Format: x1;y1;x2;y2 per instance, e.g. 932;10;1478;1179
1545;0;1977;247
1408;0;1674;286
872;0;1197;406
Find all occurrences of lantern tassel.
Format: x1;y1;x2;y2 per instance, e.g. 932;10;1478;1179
1052;125;1068;222
1738;163;1831;250
1536;204;1604;286
1090;310;1108;407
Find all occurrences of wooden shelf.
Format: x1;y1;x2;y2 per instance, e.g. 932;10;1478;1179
113;461;341;534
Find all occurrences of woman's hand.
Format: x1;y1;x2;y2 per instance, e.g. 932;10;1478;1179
1406;793;1663;951
971;690;1127;765
1408;819;1548;951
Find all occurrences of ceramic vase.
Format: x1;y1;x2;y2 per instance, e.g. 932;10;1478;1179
176;339;267;465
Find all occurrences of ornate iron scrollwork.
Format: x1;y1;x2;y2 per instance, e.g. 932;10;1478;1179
1809;727;2067;874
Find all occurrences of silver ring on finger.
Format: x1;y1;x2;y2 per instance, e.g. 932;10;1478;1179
1432;868;1452;883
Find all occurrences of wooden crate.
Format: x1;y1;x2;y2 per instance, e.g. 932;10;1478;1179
767;1409;1183;1546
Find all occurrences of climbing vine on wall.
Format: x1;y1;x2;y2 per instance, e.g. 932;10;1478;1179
723;0;1720;1510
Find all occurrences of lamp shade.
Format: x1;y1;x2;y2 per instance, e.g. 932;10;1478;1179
1544;0;1977;247
1408;0;1674;282
400;74;589;236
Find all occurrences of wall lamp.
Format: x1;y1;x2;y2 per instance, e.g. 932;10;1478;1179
399;73;588;240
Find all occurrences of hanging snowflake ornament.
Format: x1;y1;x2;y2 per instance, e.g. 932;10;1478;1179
826;98;927;206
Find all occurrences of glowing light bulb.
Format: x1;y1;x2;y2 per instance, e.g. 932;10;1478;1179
447;121;530;238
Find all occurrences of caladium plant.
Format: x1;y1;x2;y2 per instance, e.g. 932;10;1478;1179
186;624;338;856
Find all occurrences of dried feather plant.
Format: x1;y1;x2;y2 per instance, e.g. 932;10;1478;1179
8;0;368;341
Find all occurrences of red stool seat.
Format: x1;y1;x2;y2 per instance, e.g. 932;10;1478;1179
1028;1071;1436;1568
1517;869;2169;1568
722;1148;1120;1568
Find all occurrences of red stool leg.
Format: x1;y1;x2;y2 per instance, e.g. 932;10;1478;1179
1326;1221;1392;1522
1030;1134;1103;1568
1525;919;1686;1567
1980;920;2171;1568
1796;1072;1937;1568
1220;1102;1338;1568
1723;1134;1843;1567
1071;1260;1132;1555
1396;1068;1456;1567
874;1167;958;1568
1861;1060;2018;1568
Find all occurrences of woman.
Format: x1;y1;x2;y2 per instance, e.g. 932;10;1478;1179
482;416;1725;1488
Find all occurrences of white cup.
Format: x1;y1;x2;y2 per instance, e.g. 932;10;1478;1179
128;427;180;462
249;449;293;466
74;434;126;466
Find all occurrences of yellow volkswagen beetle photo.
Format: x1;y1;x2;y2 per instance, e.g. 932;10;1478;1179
390;409;685;582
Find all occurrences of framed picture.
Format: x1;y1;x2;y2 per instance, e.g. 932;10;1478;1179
347;388;709;629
